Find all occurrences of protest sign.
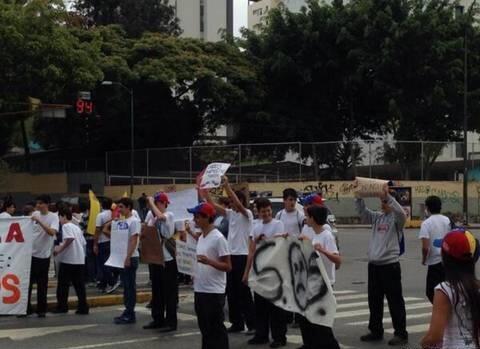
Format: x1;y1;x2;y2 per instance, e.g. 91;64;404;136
248;237;336;328
199;163;231;189
354;177;388;197
0;218;33;315
176;240;197;276
140;226;164;265
105;221;129;269
167;188;198;221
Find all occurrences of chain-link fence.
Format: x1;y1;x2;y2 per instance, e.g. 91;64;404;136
105;141;480;185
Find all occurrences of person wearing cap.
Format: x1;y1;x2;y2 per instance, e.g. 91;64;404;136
243;197;288;348
204;175;255;334
142;192;178;332
187;202;231;349
354;183;408;346
421;230;480;349
299;193;332;240
418;196;451;304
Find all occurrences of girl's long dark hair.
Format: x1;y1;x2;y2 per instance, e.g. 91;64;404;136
443;253;480;348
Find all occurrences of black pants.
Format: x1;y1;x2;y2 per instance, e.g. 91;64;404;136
368;262;408;338
298;315;340;349
85;238;97;283
253;292;287;343
226;255;255;330
426;262;445;304
27;256;50;314
56;263;89;313
151;260;178;328
194;292;229;349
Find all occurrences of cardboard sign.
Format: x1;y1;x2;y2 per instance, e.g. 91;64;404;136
176;240;197;276
199;163;231;189
0;218;33;315
354;177;388;197
140;225;164;266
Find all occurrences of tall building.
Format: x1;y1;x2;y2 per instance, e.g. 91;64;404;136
169;0;234;42
248;0;312;30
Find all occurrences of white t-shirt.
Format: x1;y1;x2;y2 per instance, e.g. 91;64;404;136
56;222;86;265
275;209;304;237
112;215;141;258
226;208;253;255
194;228;230;294
301;224;332;240
95;210;112;243
32;211;59;259
436;282;477;349
312;229;339;285
145;210;175;262
250;219;285;240
0;212;12;218
419;214;451;265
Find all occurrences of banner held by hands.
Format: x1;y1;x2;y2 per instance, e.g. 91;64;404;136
199;163;231;189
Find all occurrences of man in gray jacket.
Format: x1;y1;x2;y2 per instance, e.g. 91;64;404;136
355;184;408;346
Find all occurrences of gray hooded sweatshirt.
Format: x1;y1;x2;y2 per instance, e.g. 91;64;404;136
355;195;407;265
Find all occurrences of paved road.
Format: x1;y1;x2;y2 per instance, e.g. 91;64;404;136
1;227;479;349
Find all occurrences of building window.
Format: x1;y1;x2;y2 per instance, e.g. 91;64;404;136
200;0;204;32
253;8;263;16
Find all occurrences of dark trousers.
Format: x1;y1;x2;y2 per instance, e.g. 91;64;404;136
85;239;97;283
151;260;178;328
120;257;138;318
368;262;408;338
226;254;255;330
298;315;340;349
426;262;445;304
27;256;50;314
97;242;115;288
194;292;229;349
56;263;89;312
253;292;287;342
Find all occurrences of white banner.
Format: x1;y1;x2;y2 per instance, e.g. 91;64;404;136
176;240;197;276
199;163;231;189
105;221;129;269
248;237;336;328
167;188;198;221
0;218;34;315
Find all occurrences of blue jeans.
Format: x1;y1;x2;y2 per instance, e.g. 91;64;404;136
121;257;139;318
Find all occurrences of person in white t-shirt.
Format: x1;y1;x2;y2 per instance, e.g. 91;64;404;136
142;192;178;332
275;188;304;237
421;230;480;349
418;195;451;304
299;205;341;349
0;198;15;218
243;197;288;348
299;193;333;241
204;175;255;333
53;207;89;315
112;198;141;325
27;194;59;317
187;202;231;349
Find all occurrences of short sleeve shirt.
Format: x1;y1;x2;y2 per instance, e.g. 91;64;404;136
32;211;59;258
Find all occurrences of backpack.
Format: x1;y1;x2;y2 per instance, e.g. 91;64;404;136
277;209;304;234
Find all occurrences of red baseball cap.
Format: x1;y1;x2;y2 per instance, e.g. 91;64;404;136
440;230;478;262
153;192;170;204
187;202;216;218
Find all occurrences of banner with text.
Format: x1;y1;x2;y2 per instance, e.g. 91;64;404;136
249;237;336;328
176;240;197;276
199;163;231;189
0;218;33;315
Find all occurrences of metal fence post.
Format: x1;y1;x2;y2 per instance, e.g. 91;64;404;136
238;144;242;183
298;142;302;182
421;141;424;180
189;147;193;183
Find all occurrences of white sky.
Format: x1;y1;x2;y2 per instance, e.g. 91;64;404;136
234;0;249;37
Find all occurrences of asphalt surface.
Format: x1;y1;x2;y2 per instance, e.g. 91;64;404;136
2;227;479;349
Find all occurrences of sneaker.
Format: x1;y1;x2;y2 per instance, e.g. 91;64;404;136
360;333;383;342
75;309;89;315
245;328;256;336
143;321;164;330
227;325;245;333
270;341;286;348
106;280;121;294
388;335;408;346
248;337;269;345
114;315;136;324
37;313;46;318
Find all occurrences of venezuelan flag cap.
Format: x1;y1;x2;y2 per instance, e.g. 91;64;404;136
437;229;478;262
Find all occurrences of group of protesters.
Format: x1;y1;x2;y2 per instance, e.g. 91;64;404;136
1;174;480;349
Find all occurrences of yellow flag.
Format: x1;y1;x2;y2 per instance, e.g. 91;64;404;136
87;190;101;235
122;191;129;198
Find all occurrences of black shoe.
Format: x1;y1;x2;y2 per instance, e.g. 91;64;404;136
75;309;89;315
248;337;269;345
158;326;176;333
114;315;136;324
360;332;383;342
388;335;408;346
37;313;46;318
51;309;68;314
227;325;245;333
143;321;164;329
270;341;286;348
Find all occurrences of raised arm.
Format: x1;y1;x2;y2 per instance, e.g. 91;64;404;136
354;196;379;224
381;185;407;227
203;190;227;217
222;176;249;217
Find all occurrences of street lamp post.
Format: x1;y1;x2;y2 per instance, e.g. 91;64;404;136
101;81;135;197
